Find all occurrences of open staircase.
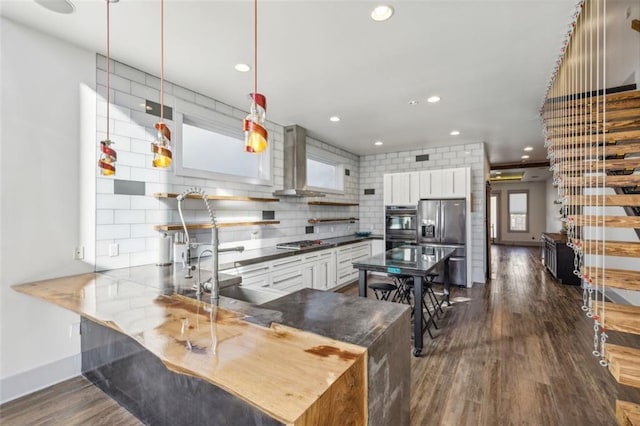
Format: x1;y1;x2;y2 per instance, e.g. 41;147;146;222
544;88;640;425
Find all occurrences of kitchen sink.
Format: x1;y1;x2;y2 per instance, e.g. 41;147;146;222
218;286;285;305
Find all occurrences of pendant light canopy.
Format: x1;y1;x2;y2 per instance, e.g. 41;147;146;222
98;0;118;176
243;0;268;154
151;0;172;168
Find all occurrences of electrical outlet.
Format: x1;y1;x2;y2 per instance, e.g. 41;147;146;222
73;246;84;260
109;243;119;257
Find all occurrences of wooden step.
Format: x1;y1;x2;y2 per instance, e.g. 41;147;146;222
596;302;640;336
545;107;640;128
560;158;640;172
617;400;640;426
582;267;640;291
552;143;640;159
604;344;640;388
543;91;640;114
546;118;640;137
550;130;640;146
581;240;640;257
569;215;640;228
562;174;640;188
568;194;640;207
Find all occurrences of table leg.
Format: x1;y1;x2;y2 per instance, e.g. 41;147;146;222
443;258;451;306
358;269;368;297
412;274;423;357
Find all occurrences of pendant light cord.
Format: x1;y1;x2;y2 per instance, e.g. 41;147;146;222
106;0;110;139
160;0;165;123
254;0;258;104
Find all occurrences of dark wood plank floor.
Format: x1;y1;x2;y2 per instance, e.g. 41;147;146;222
2;245;639;425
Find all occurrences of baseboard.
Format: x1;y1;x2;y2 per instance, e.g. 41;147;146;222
0;353;81;404
493;241;542;247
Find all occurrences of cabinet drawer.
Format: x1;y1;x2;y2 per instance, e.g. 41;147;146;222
271;267;304;291
271;255;303;270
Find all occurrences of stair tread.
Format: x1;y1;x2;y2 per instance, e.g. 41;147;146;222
562;175;640;188
547;120;640;137
545;108;640;128
543;91;640;114
568;194;640;207
551;130;640;146
552;143;640;158
582;267;640;291
596;302;640;336
570;215;640;228
604;344;640;388
580;240;640;257
560;158;640;172
617;400;640;426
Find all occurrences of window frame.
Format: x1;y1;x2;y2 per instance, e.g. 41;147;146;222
305;144;345;195
173;111;273;186
507;189;529;233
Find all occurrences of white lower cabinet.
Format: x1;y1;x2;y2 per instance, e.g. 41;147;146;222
336;241;371;286
221;241;370;295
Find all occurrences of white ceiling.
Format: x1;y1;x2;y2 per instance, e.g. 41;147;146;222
1;0;577;164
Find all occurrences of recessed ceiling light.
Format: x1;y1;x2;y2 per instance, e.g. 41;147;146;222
329;116;341;122
374;141;383;146
408;100;419;106
234;63;251;72
450;130;460;136
521;155;530;159
427;96;441;103
495;171;502;175
35;0;76;14
371;5;394;21
524;146;533;152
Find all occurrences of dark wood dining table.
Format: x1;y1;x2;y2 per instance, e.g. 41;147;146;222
352;245;455;356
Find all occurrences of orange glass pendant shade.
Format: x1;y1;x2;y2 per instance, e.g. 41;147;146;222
151;122;172;168
98;139;117;175
244;92;268;153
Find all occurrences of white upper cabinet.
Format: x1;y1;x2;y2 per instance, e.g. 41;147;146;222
383;172;419;205
418;167;469;199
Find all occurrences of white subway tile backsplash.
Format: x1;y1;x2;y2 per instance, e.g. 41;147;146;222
115;209;146;224
96;178;114;194
97;224;130;240
131;81;160;102
130;167;160;184
97;70;131;93
130;196;159;210
131;224;157;239
97;210;114;225
116;151;147;168
114;62;146;84
97;194;130;210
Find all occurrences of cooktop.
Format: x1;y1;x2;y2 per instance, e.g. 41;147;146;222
275;240;326;250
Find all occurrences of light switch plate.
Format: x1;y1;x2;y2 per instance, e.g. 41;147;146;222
109;243;119;257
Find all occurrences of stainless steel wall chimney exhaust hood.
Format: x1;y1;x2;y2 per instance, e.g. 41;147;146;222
273;125;326;197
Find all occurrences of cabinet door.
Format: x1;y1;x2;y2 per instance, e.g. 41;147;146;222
441;168;468;198
302;262;317;289
371;239;385;256
383;174;393;205
316;252;335;290
391;173;408;204
419;170;443;199
271;266;304;292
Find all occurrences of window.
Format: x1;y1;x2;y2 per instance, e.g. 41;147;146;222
306;144;344;193
508;191;528;232
174;112;271;185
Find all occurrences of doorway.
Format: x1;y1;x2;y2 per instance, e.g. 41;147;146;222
490;192;500;244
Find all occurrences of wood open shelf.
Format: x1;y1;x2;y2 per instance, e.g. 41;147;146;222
154;192;279;203
308;218;359;224
307;201;359;207
153;221;280;231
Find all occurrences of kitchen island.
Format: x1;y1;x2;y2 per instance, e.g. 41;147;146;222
13;262;409;425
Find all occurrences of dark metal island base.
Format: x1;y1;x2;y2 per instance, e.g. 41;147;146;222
353;245;455;357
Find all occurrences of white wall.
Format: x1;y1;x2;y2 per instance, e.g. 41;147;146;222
545;177;563;233
0;18;96;403
491;180;546;245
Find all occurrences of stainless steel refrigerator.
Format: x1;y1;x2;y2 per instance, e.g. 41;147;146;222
417;198;467;286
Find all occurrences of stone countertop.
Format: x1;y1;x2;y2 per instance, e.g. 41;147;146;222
218;234;383;270
11;259;404;424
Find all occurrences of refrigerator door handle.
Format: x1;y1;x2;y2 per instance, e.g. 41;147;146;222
439;205;444;241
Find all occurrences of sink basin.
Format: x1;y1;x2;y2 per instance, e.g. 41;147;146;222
219;286;285;305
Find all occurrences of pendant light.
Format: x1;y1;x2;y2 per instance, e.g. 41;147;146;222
151;0;172;168
98;0;118;176
243;0;268;154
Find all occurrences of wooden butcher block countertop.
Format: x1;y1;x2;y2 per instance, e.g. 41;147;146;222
13;272;367;425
